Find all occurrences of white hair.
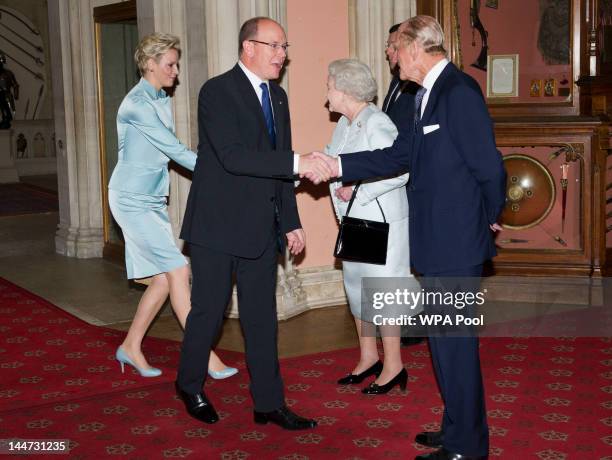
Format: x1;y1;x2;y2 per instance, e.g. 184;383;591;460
328;59;377;103
399;15;447;55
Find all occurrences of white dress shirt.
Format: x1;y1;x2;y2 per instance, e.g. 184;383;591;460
238;60;300;174
419;58;449;117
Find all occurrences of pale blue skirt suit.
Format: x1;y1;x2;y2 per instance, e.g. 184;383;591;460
108;78;196;279
326;104;422;320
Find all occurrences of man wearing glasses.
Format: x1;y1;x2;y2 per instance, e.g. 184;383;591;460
176;17;324;430
382;23;424;347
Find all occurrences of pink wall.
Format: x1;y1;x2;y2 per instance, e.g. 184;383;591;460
286;0;349;268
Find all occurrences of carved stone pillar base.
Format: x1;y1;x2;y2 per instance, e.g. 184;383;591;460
0;130;19;183
225;264;346;320
55;224;104;259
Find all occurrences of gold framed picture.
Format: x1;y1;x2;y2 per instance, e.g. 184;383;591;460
544;78;556;97
487;54;519;98
530;79;542;97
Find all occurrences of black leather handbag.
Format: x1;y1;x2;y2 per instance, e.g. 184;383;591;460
333;182;389;265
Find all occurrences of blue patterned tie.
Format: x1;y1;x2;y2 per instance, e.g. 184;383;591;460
414;86;427;130
260;82;276;148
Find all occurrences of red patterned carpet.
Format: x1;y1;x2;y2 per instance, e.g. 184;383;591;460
0;277;610;459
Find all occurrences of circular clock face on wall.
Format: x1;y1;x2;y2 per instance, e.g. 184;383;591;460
0;6;46;120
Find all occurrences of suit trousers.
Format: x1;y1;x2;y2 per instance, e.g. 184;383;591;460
424;264;489;457
177;236;285;412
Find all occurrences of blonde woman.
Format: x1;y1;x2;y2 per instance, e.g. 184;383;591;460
108;33;236;379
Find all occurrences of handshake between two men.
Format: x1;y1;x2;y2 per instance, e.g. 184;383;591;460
298;152;340;184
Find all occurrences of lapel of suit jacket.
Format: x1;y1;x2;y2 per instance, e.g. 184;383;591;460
382;76;399;113
420;62;454;126
269;82;286;149
411;62;454;174
231;64;273;147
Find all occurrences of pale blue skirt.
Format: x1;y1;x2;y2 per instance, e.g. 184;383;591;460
108;189;188;280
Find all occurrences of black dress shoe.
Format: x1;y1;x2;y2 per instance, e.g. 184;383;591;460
337;360;383;385
175;381;219;424
415;430;443;448
361;368;408;394
415;447;487;460
253;405;317;430
401;336;425;347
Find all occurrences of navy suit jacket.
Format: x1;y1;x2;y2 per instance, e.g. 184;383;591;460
382;76;418;133
181;64;299;259
342;62;506;274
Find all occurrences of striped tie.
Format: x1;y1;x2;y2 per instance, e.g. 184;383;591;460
414;86;427;130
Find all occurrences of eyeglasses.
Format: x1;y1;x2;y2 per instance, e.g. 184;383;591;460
385;42;398;51
248;39;290;52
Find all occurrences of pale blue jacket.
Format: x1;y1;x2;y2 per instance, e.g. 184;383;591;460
108;78;196;196
326;103;409;223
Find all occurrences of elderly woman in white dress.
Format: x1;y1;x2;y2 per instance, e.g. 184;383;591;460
326;59;421;394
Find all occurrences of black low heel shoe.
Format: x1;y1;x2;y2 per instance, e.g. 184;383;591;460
361;368;408;394
337;360;383;385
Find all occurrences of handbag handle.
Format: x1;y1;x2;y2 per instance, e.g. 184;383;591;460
344;181;387;223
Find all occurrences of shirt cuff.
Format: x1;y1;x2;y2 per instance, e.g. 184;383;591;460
293;154;299;175
338;156;343;177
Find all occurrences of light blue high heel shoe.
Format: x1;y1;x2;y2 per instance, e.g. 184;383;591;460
115;347;162;378
208;366;238;380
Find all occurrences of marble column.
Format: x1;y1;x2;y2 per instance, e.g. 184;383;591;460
47;0;109;258
349;0;416;107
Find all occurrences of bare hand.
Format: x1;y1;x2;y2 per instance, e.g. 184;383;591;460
312;151;339;178
286;228;306;255
335;186;353;202
490;223;503;232
298;153;333;184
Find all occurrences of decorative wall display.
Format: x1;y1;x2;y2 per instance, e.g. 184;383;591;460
543;78;556;96
530;79;542;96
0;6;46;121
537;0;570;65
496;142;583;253
469;0;488;71
487;54;518;98
10;119;55;175
455;0;574;111
502;154;556;229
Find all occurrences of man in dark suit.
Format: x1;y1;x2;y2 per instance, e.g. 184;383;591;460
176;17;326;430
309;15;506;460
383;23;424;347
382;23;414;127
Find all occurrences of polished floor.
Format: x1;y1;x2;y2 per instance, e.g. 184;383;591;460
0;199;357;359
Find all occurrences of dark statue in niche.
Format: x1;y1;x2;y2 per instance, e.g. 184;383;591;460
537;0;570;65
0;54;19;129
16;132;26;158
